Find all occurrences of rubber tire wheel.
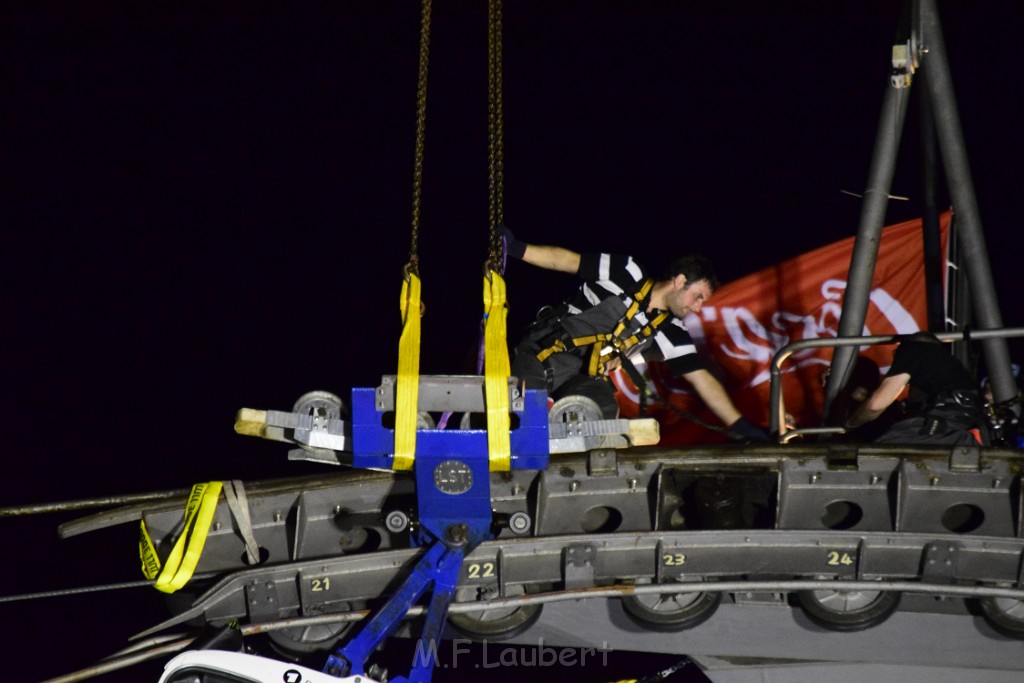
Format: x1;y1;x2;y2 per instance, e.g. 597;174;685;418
621;591;721;632
796;588;900;632
978;596;1024;639
447;602;543;641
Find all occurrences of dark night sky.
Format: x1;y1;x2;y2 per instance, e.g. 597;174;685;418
3;2;1023;681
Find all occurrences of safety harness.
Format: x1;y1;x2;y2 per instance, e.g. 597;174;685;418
535;277;670;381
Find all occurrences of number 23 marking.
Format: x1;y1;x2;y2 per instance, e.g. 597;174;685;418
662;553;687;566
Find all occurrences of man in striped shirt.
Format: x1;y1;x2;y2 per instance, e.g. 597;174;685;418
506;232;769;443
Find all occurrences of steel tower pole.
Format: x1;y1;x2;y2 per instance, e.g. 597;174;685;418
918;0;1016;405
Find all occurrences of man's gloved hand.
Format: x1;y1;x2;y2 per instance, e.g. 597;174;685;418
729;416;772;443
503;225;526;260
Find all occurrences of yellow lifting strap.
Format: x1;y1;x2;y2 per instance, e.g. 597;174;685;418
483;270;512;471
139;481;223;593
394;272;422;471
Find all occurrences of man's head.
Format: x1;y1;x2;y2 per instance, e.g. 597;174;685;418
656;255;718;318
665;255;719;291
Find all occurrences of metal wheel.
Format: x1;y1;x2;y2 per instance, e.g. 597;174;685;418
797;587;900;631
267;602;359;658
548;395;603;425
621;580;721;632
293;390;346;419
291;391;348;459
978;595;1024;639
447;584;543;641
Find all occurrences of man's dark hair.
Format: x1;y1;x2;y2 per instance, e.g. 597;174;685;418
664;255;719;291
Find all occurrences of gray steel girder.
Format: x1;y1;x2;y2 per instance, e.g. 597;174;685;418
62;446;1024;580
135;528;1024;639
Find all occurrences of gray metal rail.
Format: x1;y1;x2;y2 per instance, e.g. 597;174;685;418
769;327;1024;437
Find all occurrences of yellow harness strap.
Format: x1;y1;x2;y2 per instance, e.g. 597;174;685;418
535;338;567;363
536;278;665;377
394;272;422;471
140;481;223;593
589;310;670;376
483;270;512;472
625;278;654;316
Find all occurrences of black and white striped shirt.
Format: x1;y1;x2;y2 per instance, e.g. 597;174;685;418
560;253;703;377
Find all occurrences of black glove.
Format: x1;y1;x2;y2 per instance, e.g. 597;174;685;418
503;225;526;260
729;416;772;443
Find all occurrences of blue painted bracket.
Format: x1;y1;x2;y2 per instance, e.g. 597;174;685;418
323;540;462;683
349;386;551;472
323;382;551;680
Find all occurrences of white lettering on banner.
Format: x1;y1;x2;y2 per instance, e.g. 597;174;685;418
868;288;919;334
720;307;773;363
698;280;919;388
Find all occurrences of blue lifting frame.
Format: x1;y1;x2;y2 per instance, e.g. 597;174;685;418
323;383;550;682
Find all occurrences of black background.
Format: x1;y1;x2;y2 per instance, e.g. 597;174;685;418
3;2;1023;681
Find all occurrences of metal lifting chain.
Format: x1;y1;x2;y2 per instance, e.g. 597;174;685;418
408;0;432;278
486;0;506;273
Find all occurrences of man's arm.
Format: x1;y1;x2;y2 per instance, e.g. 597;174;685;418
504;228;581;274
683;368;743;426
521;244;581;274
683;368;768;441
845;372;909;428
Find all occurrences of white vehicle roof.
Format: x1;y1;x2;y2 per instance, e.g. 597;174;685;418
158;650;376;683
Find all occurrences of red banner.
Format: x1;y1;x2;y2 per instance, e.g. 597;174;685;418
612;212;950;445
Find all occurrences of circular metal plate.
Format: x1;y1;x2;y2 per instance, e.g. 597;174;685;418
434;460;473;495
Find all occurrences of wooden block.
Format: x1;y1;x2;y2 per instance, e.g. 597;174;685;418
627;418;660;446
234;408;268;437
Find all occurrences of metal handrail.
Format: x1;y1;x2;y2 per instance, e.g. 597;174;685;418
769;327;1024;438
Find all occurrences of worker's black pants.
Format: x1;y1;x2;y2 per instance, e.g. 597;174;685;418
510;337;619;419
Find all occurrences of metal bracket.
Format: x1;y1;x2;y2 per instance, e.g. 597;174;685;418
587;449;619;477
245;579;281;622
563;544;597;589
294;412;350;451
921;541;963;584
949;445;982;472
549;417;660;453
324;541;462;683
733;591;786;606
235;407;350;452
373;375;525;414
825;443;859;466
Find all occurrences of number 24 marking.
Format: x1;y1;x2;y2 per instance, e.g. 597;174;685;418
827;551;855;566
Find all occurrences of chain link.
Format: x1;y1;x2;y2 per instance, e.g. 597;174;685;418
486;0;506;273
408;0;432;278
